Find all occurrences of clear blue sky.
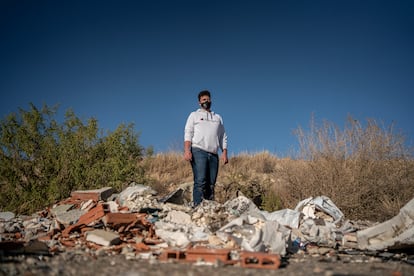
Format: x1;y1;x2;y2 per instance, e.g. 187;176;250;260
1;0;413;156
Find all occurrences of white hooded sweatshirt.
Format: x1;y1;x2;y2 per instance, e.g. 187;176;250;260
184;108;227;154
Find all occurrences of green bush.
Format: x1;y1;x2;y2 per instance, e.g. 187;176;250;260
0;103;147;214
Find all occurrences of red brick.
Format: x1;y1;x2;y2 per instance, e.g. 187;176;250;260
103;213;137;226
158;249;186;262
70;187;114;201
240;251;280;269
134;242;151;251
186;247;232;263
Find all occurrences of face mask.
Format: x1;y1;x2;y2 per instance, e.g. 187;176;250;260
201;101;211;109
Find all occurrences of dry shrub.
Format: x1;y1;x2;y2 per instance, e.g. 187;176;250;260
225;151;278;174
215;151;286;209
144;116;413;223
284;115;414;221
279;158;414;221
142;151;192;196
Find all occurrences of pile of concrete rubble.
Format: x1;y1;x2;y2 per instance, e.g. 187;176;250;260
1;182;413;269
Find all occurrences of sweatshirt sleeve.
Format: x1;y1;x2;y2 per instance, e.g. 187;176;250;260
184;112;194;142
219;116;228;151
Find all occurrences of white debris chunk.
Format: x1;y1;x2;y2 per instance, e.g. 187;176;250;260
80;199;95;211
295;196;344;224
357;197;414;250
216;213;290;255
261;220;290;255
189;229;210;242
299;218;337;247
54;209;85;226
155;228;190;248
50;204;74;217
0;211;16;221
117;183;158;211
224;195;263;218
261;208;302;229
105;201;120;213
164;210;192;225
86;229;121;246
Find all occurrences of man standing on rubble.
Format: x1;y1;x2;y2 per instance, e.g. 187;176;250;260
184;90;228;207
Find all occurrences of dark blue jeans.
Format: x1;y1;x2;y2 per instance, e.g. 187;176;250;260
190;147;219;206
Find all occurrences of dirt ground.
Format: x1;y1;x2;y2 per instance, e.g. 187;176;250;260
1;251;414;276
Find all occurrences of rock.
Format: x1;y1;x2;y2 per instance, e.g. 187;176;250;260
54;209;85;226
0;211;15;221
85;229;121;246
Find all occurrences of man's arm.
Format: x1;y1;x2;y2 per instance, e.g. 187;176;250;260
219;118;228;164
184;140;192;161
184;113;194;161
221;148;228;164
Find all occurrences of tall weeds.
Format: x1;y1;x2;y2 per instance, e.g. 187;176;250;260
144;116;413;222
284;115;414;221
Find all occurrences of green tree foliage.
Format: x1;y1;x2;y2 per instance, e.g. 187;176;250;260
0;103;147;214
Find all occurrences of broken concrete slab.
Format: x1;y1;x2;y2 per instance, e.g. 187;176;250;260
85;229;121;246
223;195;263;218
158;188;186;205
158;183;193;205
357;197;414;251
0;211;15;221
54;208;85;226
117;183;158;211
50;204;75;217
164;210;192;225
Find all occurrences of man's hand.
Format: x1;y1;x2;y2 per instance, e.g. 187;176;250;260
221;151;228;164
184;141;192;161
184;151;192;161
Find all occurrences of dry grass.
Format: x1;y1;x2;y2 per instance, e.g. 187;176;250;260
141;116;414;222
142;151;193;195
143;151;414;222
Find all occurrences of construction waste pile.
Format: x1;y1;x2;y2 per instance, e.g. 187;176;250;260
1;183;414;269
